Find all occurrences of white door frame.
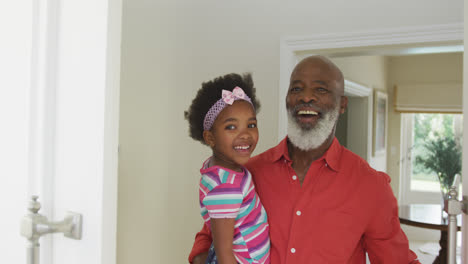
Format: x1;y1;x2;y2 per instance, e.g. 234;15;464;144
278;22;465;260
344;80;373;163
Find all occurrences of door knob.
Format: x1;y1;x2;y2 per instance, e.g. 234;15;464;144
20;195;82;264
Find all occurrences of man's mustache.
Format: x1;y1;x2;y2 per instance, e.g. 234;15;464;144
288;103;320;113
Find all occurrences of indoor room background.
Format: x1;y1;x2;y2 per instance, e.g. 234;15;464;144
116;1;464;263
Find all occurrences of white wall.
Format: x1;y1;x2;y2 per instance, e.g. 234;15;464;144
118;1;463;263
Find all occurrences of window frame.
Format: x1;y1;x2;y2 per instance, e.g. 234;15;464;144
400;113;444;205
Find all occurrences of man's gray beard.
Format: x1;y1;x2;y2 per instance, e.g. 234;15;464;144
287;106;340;151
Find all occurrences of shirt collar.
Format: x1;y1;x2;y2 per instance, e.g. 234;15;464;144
322;137;341;172
270;136;342;172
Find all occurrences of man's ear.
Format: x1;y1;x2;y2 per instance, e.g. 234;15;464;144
203;130;215;148
339;96;348;114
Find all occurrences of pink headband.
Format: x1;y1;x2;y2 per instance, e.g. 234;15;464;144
203;87;253;131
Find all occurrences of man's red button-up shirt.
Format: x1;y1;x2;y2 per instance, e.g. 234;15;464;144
189;138;420;263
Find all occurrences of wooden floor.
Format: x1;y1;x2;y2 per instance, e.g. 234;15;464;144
409;241;437;264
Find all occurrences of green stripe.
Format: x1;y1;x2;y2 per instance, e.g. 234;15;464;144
200;178;216;190
242;223;262;236
236;195;256;220
220;170;228;183
200;209;208;217
203;199;242;205
254;244;270;260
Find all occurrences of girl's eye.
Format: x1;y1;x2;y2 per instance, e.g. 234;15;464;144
225;125;236;130
248;123;257;129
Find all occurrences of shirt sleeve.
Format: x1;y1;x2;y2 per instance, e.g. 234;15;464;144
202;182;244;219
188;223;212;263
364;171;421;264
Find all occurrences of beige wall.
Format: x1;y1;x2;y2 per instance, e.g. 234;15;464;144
332;55;388;92
117;1;463;263
331;55;389;172
386;52;463;196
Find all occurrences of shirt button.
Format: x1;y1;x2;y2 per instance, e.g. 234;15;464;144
292;175;297;180
291;248;296;253
296;210;302;216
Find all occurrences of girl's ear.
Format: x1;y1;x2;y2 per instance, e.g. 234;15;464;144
203;130;215;148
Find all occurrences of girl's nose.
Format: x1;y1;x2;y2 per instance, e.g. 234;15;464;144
238;129;252;139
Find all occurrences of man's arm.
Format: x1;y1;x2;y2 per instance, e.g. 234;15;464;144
364;172;420;264
188;223;212;264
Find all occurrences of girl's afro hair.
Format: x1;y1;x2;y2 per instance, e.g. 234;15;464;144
184;73;260;144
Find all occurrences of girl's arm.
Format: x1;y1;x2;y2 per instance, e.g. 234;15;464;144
210;218;238;264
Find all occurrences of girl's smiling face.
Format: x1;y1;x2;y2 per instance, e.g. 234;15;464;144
203;100;258;172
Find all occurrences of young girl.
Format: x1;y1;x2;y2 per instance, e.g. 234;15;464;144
185;73;270;264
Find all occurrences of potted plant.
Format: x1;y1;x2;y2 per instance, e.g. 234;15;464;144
415;133;462;202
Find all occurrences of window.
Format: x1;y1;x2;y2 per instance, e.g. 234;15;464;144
400;113;463;205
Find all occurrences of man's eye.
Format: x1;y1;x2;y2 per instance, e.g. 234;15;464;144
317;87;328;93
248;123;257;129
225;125;236;130
290;86;302;92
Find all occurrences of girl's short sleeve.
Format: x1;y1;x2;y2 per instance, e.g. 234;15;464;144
202;182;243;219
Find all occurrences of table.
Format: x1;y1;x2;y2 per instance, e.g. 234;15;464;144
399;204;461;264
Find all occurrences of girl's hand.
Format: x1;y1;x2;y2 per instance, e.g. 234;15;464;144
192;252;208;264
210;218;238;264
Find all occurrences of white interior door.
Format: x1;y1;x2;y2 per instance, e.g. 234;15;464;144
0;0;121;263
0;2;32;263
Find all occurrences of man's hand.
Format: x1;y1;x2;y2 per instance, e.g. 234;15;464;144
192;252;208;264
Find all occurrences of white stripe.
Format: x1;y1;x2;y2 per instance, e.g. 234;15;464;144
248;185;255;195
232;248;249;252
204;193;242;200
210;213;238;218
202;174;218;189
230;174;236;184
199;186;207;196
256;210;267;223
242;174;251;194
250;238;270;257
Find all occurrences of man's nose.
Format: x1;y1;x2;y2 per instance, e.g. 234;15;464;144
300;89;317;103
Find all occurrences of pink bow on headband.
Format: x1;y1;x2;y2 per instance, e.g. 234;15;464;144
222;87;246;105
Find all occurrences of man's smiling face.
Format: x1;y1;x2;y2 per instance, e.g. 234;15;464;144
286;56;348;150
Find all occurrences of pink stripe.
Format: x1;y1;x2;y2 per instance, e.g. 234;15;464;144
257;253;270;263
206;203;241;211
232;244;246;250
199;184;210;194
226;173;235;183
243;224;268;241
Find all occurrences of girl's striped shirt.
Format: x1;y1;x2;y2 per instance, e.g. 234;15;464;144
199;158;270;264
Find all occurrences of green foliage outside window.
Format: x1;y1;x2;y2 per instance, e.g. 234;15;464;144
413;114;462;194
